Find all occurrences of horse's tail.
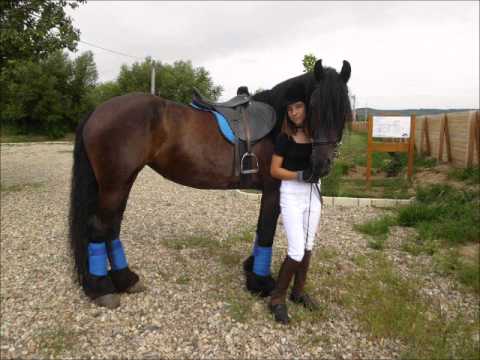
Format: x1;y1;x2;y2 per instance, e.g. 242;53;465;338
68;113;97;287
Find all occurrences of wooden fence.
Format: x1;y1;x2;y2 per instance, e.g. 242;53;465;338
351;110;480;167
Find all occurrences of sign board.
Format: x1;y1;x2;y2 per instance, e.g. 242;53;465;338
372;116;411;138
366;114;416;185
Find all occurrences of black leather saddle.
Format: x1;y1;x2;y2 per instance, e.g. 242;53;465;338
192;88;276;143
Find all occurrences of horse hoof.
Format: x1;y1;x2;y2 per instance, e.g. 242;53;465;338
126;279;146;294
94;294;120;309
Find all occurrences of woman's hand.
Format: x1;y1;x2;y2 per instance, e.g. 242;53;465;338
296;167;320;183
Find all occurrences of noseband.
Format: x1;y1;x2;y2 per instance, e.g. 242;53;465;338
312;139;342;159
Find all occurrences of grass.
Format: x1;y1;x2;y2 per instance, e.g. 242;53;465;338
433;249;480;293
162;235;216;250
355;183;479;292
1;125;74;143
0;182;44;192
36;326;77;357
398;184;479;246
338;253;479;359
448;166;480;185
354;215;396;250
175;274;191;285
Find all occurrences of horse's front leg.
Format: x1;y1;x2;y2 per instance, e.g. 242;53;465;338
243;181;280;297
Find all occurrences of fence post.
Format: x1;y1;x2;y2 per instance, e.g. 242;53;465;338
473;111;480;166
407;114;416;178
421;116;431;156
467;112;476;166
438;113;452;163
366;114;373;186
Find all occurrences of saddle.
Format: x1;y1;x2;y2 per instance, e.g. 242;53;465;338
191;88;276;176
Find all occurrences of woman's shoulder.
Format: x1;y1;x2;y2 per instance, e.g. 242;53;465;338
276;132;292;143
274;132;291;156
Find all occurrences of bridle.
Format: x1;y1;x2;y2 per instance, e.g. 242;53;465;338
312;138;342;159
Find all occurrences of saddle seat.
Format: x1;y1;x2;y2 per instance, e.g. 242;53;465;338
192;88;250;110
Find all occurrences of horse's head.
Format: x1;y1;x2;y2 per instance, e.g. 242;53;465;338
306;59;352;178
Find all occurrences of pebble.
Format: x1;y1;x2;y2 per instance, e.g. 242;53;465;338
0;142;478;359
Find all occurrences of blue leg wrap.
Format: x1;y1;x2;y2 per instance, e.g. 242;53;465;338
108;239;128;271
253;246;272;276
88;242;108;277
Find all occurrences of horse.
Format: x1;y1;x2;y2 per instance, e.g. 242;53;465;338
69;59;352;308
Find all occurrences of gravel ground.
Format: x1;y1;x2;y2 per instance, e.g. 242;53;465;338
1;142;478;359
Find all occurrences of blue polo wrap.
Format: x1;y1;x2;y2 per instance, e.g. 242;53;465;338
88;242;108;276
253;246;272;276
109;239;128;271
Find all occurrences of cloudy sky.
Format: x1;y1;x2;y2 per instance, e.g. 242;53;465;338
67;1;479;109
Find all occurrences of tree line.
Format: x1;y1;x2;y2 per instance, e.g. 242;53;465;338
0;52;223;138
0;1;222;138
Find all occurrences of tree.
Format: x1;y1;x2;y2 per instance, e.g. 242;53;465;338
90;81;122;106
117;57;157;94
0;0;85;68
116;58;223;104
302;53;317;73
0;50;98;138
68;51;98;123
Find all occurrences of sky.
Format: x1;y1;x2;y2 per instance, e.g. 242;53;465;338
67;1;479;109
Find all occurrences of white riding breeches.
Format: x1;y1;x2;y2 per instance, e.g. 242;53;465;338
280;179;322;262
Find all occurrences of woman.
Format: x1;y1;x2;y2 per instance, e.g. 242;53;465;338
269;82;321;325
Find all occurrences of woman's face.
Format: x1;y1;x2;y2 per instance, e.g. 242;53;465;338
287;101;306;127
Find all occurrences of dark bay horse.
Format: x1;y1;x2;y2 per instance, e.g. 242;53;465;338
69;59;352;308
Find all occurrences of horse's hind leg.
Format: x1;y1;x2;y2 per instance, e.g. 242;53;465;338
87;184;144;307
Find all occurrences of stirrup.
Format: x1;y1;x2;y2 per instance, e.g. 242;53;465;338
240;152;259;174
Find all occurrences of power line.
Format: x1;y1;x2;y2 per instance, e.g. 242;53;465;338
78;40;145;61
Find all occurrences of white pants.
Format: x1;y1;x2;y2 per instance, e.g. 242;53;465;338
280;179;322;262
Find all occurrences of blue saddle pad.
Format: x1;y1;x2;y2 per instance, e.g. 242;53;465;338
190;103;236;143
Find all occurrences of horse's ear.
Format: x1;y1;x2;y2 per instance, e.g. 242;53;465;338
313;59;323;81
340;60;351;83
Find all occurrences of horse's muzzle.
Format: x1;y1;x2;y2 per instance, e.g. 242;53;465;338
312;158;332;179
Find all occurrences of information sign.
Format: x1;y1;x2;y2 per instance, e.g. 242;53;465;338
372;116;411;138
366;114;416;185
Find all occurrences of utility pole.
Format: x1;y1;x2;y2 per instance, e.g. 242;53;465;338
150;60;156;95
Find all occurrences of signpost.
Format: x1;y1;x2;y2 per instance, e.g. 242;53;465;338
366;114;416;185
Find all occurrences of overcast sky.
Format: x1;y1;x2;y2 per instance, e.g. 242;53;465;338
67;1;479;109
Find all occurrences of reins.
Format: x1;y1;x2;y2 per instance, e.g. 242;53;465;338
304;182;322;250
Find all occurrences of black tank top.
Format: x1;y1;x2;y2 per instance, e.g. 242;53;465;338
273;133;312;171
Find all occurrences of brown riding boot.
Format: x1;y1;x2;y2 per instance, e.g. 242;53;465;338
268;256;301;324
290;250;320;311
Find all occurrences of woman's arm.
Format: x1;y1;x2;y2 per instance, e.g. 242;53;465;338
270;154;298;180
